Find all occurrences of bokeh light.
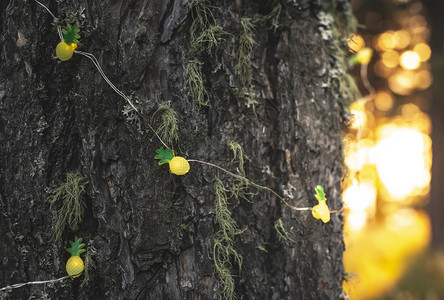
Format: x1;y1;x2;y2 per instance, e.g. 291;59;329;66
373;125;431;200
344;180;377;231
343;0;434;298
415;69;433;90
374;90;394;111
400;50;421;70
388;70;416;95
348;34;365;53
414;43;431;61
378;31;397;50
344;210;430;299
381;50;400;68
393;30;411;49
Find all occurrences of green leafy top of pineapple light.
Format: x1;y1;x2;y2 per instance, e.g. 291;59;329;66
154;147;174;165
62;24;80;45
66;236;86;257
314;185;326;202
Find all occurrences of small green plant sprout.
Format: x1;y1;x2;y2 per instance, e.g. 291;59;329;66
56;24;80;61
65;236;86;278
154;147;190;175
311;185;330;223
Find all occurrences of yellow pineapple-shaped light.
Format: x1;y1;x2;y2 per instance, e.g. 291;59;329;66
169;156;190;175
357;47;373;65
56;41;77;61
155;147;190;176
311;185;330;223
56;24;80;61
66;236;86;278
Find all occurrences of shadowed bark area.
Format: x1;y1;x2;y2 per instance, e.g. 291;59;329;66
0;0;354;299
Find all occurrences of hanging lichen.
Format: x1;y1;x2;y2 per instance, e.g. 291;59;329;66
227;141;254;203
48;172;87;245
81;243;97;287
213;177;245;300
274;218;296;246
234;17;257;109
155;104;180;147
188;0;225;107
253;2;281;32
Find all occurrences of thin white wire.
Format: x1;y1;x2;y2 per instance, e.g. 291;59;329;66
0;276;70;292
188;159;312;211
360;62;375;96
34;0;170;149
74;50;139;113
34;0;58;20
73;50;169;149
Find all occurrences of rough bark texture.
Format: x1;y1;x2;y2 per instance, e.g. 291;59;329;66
0;0;354;299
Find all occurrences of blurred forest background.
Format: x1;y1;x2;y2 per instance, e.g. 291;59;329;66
343;0;444;299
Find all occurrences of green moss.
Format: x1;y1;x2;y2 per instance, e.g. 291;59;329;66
187;0;225;107
253;2;281;32
155;104;179;147
187;59;210;107
189;0;212;41
227;141;254;203
192;25;225;57
213;177;245;300
81;244;97;287
235;17;255;88
233;2;281;110
274;218;296;246
256;245;268;253
227;141;249;176
234;17;257;109
48;172;87;245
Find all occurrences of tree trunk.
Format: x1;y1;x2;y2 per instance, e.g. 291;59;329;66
0;0;354;299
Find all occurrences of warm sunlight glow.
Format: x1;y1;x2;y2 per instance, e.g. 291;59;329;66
393;30;411;49
400;50;421;70
373;126;431;200
389;70;415;95
414;43;431;61
344;181;377;231
344;3;433;300
374;90;394;111
415;69;433;90
378;31;396;50
401;103;420;120
349;99;368;130
381;50;400;68
344;139;373;171
348;34;365;53
344;210;430;299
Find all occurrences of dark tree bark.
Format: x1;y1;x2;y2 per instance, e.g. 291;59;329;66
0;0;354;299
